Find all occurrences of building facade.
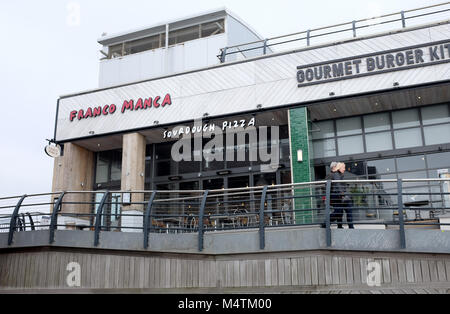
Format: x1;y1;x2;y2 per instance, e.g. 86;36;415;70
51;8;450;227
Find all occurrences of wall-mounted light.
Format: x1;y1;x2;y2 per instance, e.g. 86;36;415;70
393;82;399;87
216;170;231;175
153;120;159;125
297;149;303;162
256;104;262;109
329;92;335;96
168;176;182;181
89;131;95;135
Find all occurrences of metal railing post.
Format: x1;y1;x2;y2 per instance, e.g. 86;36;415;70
397;180;406;249
49;191;66;244
306;29;311;46
8;194;27;245
198;190;209;252
26;213;35;231
94;191;109;247
325;181;332;247
352;21;357;37
220;47;227;63
259;186;268;250
263;39;268;55
143;191;157;249
401;11;406;28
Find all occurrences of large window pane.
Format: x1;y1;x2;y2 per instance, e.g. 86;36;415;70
364;113;390;133
392;109;420;129
95;157;108;184
367;158;396;176
366;132;393;152
311;120;334;139
421;104;450;125
427;152;450;169
313;139;336;158
396;155;426;172
424;124;450;146
394;128;422;149
201;19;225;37
336;117;362;136
337;135;364;155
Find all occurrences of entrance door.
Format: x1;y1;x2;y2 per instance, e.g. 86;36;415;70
95;192;121;231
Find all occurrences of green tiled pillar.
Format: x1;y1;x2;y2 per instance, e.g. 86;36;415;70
289;107;314;224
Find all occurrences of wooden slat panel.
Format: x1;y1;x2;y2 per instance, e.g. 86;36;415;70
257;259;264;288
264;259;271;286
445;261;450;283
397;259;407;283
429;260;439;282
332;257;340;285
284;259;291;286
421;260;431;282
324;256;332;285
297;258;306;286
339;257;347;285
104;254;111;288
277;259;285;286
436;261;447;282
405;260;414;283
345;257;354;285
389;259;399;283
317;256;325;286
311;256;318;285
382;259;391;284
270;259;278;287
291;258;298;286
413;260;422;283
304;257;312;286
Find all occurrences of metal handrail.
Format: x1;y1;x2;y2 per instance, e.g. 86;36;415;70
218;2;450;62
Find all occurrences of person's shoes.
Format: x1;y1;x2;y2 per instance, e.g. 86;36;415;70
349;225;355;229
337;225;343;229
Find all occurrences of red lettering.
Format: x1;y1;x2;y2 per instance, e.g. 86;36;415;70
135;98;143;110
77;109;84;120
122;99;134;113
84;107;93;118
93;107;101;117
109;104;116;114
144;97;152;109
102;105;109;115
161;93;172;107
153;96;161;108
70;110;77;122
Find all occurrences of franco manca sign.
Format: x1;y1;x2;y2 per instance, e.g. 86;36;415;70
297;41;450;87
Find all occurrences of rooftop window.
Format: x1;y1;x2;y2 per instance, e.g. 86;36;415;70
107;19;225;59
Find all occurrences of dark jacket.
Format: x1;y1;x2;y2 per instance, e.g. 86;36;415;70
329;171;347;201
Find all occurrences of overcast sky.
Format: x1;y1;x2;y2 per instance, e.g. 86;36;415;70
0;0;445;197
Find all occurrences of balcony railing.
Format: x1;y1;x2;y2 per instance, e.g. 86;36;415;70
217;2;450;63
1;178;449;251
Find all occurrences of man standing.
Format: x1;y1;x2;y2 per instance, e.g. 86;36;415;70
330;162;354;229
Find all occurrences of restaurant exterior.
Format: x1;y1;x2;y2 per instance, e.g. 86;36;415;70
50;7;450;226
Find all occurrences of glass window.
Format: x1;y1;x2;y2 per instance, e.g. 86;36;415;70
427;152;450;169
423;124;450;146
366;132;393;152
155;142;173;160
394;128;422;149
396;155;426;172
95;156;109;184
336;117;362;136
313;139;336;158
228;176;250;189
367;158;396;175
392;109;420;129
421;104;450;125
169;25;200;45
364;113;390;133
311;120;334;139
345;161;366;177
337;135;364;155
201;19;225;37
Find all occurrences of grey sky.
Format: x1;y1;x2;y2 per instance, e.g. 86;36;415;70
0;0;444;197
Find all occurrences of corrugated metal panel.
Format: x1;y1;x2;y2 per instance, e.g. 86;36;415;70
57;23;450;142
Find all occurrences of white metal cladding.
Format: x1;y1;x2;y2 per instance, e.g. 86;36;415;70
55;23;450;142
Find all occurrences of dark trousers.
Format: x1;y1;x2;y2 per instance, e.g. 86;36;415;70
331;199;354;229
